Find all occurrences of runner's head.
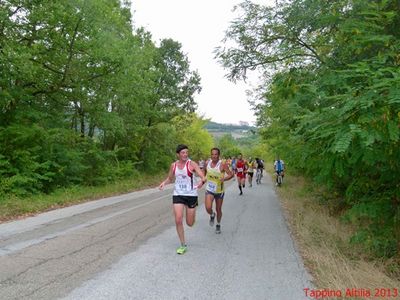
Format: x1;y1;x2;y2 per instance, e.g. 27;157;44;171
176;144;188;153
176;144;189;161
210;147;220;162
238;153;242;160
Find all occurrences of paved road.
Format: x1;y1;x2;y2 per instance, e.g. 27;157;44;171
0;174;313;300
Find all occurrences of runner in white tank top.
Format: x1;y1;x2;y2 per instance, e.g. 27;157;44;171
173;160;198;197
159;144;206;254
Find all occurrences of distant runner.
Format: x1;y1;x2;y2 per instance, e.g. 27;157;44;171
255;157;264;184
236;153;247;195
247;158;256;187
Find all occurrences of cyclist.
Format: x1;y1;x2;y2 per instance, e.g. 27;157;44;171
274;157;285;186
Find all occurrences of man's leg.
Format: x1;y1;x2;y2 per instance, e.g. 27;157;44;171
215;197;223;234
173;203;185;245
185;206;196;227
205;193;215;226
237;176;243;194
205;193;214;215
215;197;223;223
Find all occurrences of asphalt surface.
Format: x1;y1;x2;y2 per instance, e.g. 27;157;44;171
0;174;313;300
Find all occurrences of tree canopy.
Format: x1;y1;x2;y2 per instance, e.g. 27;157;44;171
0;0;210;196
217;0;400;258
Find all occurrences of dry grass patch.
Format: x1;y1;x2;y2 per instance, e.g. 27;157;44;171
275;172;399;294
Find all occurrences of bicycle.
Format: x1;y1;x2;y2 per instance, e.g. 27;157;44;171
276;171;283;187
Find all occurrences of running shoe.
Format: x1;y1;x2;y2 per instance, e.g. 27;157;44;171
176;245;187;255
209;212;215;226
215;224;221;234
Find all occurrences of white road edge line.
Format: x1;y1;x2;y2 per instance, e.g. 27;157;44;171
0;194;170;257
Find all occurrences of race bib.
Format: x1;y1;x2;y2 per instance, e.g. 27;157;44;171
237;167;243;172
176;176;189;192
206;181;217;193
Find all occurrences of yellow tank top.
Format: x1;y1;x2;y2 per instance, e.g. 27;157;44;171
206;160;224;194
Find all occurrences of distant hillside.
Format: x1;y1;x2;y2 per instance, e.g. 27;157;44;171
205;121;256;139
205;121;255;131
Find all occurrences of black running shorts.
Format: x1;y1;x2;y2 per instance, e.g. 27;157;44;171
172;195;198;208
205;190;225;200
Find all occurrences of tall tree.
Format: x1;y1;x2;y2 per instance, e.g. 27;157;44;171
136;38;202;167
0;0;204;194
217;0;400;257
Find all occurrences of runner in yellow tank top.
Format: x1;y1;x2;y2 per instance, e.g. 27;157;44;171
204;147;234;234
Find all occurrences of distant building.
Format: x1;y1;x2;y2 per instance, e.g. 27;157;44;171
239;121;249;126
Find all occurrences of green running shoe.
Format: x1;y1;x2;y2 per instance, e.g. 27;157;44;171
176;245;187;255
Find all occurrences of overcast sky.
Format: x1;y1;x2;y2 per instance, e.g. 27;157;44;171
130;0;274;125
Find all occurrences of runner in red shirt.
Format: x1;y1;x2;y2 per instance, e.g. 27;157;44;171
235;153;247;195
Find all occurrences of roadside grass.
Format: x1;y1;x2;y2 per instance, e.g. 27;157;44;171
0;173;165;223
272;170;399;296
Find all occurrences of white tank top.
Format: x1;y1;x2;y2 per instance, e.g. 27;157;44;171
173;160;198;196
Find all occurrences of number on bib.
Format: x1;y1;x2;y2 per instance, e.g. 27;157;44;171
207;181;217;193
